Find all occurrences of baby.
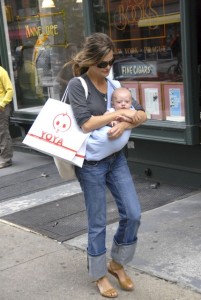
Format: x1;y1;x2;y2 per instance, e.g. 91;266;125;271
85;87;133;161
107;87;133;126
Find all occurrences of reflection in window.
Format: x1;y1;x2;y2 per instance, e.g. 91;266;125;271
3;0;84;109
93;0;184;122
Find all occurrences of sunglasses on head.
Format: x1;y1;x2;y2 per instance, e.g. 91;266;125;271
97;57;115;69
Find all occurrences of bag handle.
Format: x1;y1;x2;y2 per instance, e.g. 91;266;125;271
61;76;121;111
78;77;88;98
61;86;68;102
61;77;88;102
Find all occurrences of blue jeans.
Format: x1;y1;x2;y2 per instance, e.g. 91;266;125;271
75;151;141;280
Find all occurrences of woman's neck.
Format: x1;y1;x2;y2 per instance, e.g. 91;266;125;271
86;71;107;94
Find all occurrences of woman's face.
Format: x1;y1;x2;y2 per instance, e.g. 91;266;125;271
89;50;114;78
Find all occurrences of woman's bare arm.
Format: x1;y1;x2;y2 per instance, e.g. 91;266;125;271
116;110;147;127
81;109;137;133
108;110;147;139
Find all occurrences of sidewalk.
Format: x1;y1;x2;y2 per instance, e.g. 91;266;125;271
0;150;201;299
1;192;201;300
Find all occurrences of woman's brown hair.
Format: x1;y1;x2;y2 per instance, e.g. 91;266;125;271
70;33;114;76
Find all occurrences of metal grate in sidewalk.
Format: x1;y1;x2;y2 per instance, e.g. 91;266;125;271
1;175;197;242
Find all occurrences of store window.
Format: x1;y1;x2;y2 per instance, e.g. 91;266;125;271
93;0;184;122
197;2;201;119
2;0;84;110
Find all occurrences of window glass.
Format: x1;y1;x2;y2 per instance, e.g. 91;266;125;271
93;0;184;122
197;1;201;120
2;0;84;110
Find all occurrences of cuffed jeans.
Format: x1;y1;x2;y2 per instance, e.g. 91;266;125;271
75;151;141;280
0;105;13;163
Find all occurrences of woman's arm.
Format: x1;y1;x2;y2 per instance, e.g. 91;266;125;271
116;110;147;127
132;110;147;125
68;77;145;133
81;108;139;133
107;110;147;139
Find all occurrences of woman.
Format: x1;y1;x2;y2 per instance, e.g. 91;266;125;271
66;33;147;298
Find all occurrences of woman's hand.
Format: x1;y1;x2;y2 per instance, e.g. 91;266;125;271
107;122;128;139
115;109;137;123
107;110;147;139
117;110;147;127
131;110;147;126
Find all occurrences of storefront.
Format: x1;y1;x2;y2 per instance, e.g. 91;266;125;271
0;1;200;186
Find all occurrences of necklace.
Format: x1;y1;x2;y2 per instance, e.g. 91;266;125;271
101;92;107;102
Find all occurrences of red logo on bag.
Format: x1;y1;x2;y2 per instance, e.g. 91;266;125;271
53;113;71;133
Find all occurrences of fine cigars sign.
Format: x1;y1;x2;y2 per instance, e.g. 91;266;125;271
113;59;157;79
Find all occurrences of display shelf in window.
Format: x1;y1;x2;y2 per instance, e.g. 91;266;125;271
140;82;163;120
163;83;185;122
121;81;140;103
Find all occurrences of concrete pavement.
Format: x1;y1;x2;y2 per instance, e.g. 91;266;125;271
0;150;201;299
0;149;52;177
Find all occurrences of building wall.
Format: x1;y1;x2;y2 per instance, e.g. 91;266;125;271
127;139;201;188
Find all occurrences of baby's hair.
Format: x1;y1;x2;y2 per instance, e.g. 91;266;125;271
111;87;132;103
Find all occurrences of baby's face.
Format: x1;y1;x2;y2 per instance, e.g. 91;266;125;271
113;98;132;110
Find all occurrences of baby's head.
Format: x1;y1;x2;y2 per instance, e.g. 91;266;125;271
111;87;132;110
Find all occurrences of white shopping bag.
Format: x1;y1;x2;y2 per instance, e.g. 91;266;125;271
23;98;90;167
53;157;76;180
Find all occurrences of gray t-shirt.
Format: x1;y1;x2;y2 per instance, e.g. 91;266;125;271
66;73;107;127
66;73;144;127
